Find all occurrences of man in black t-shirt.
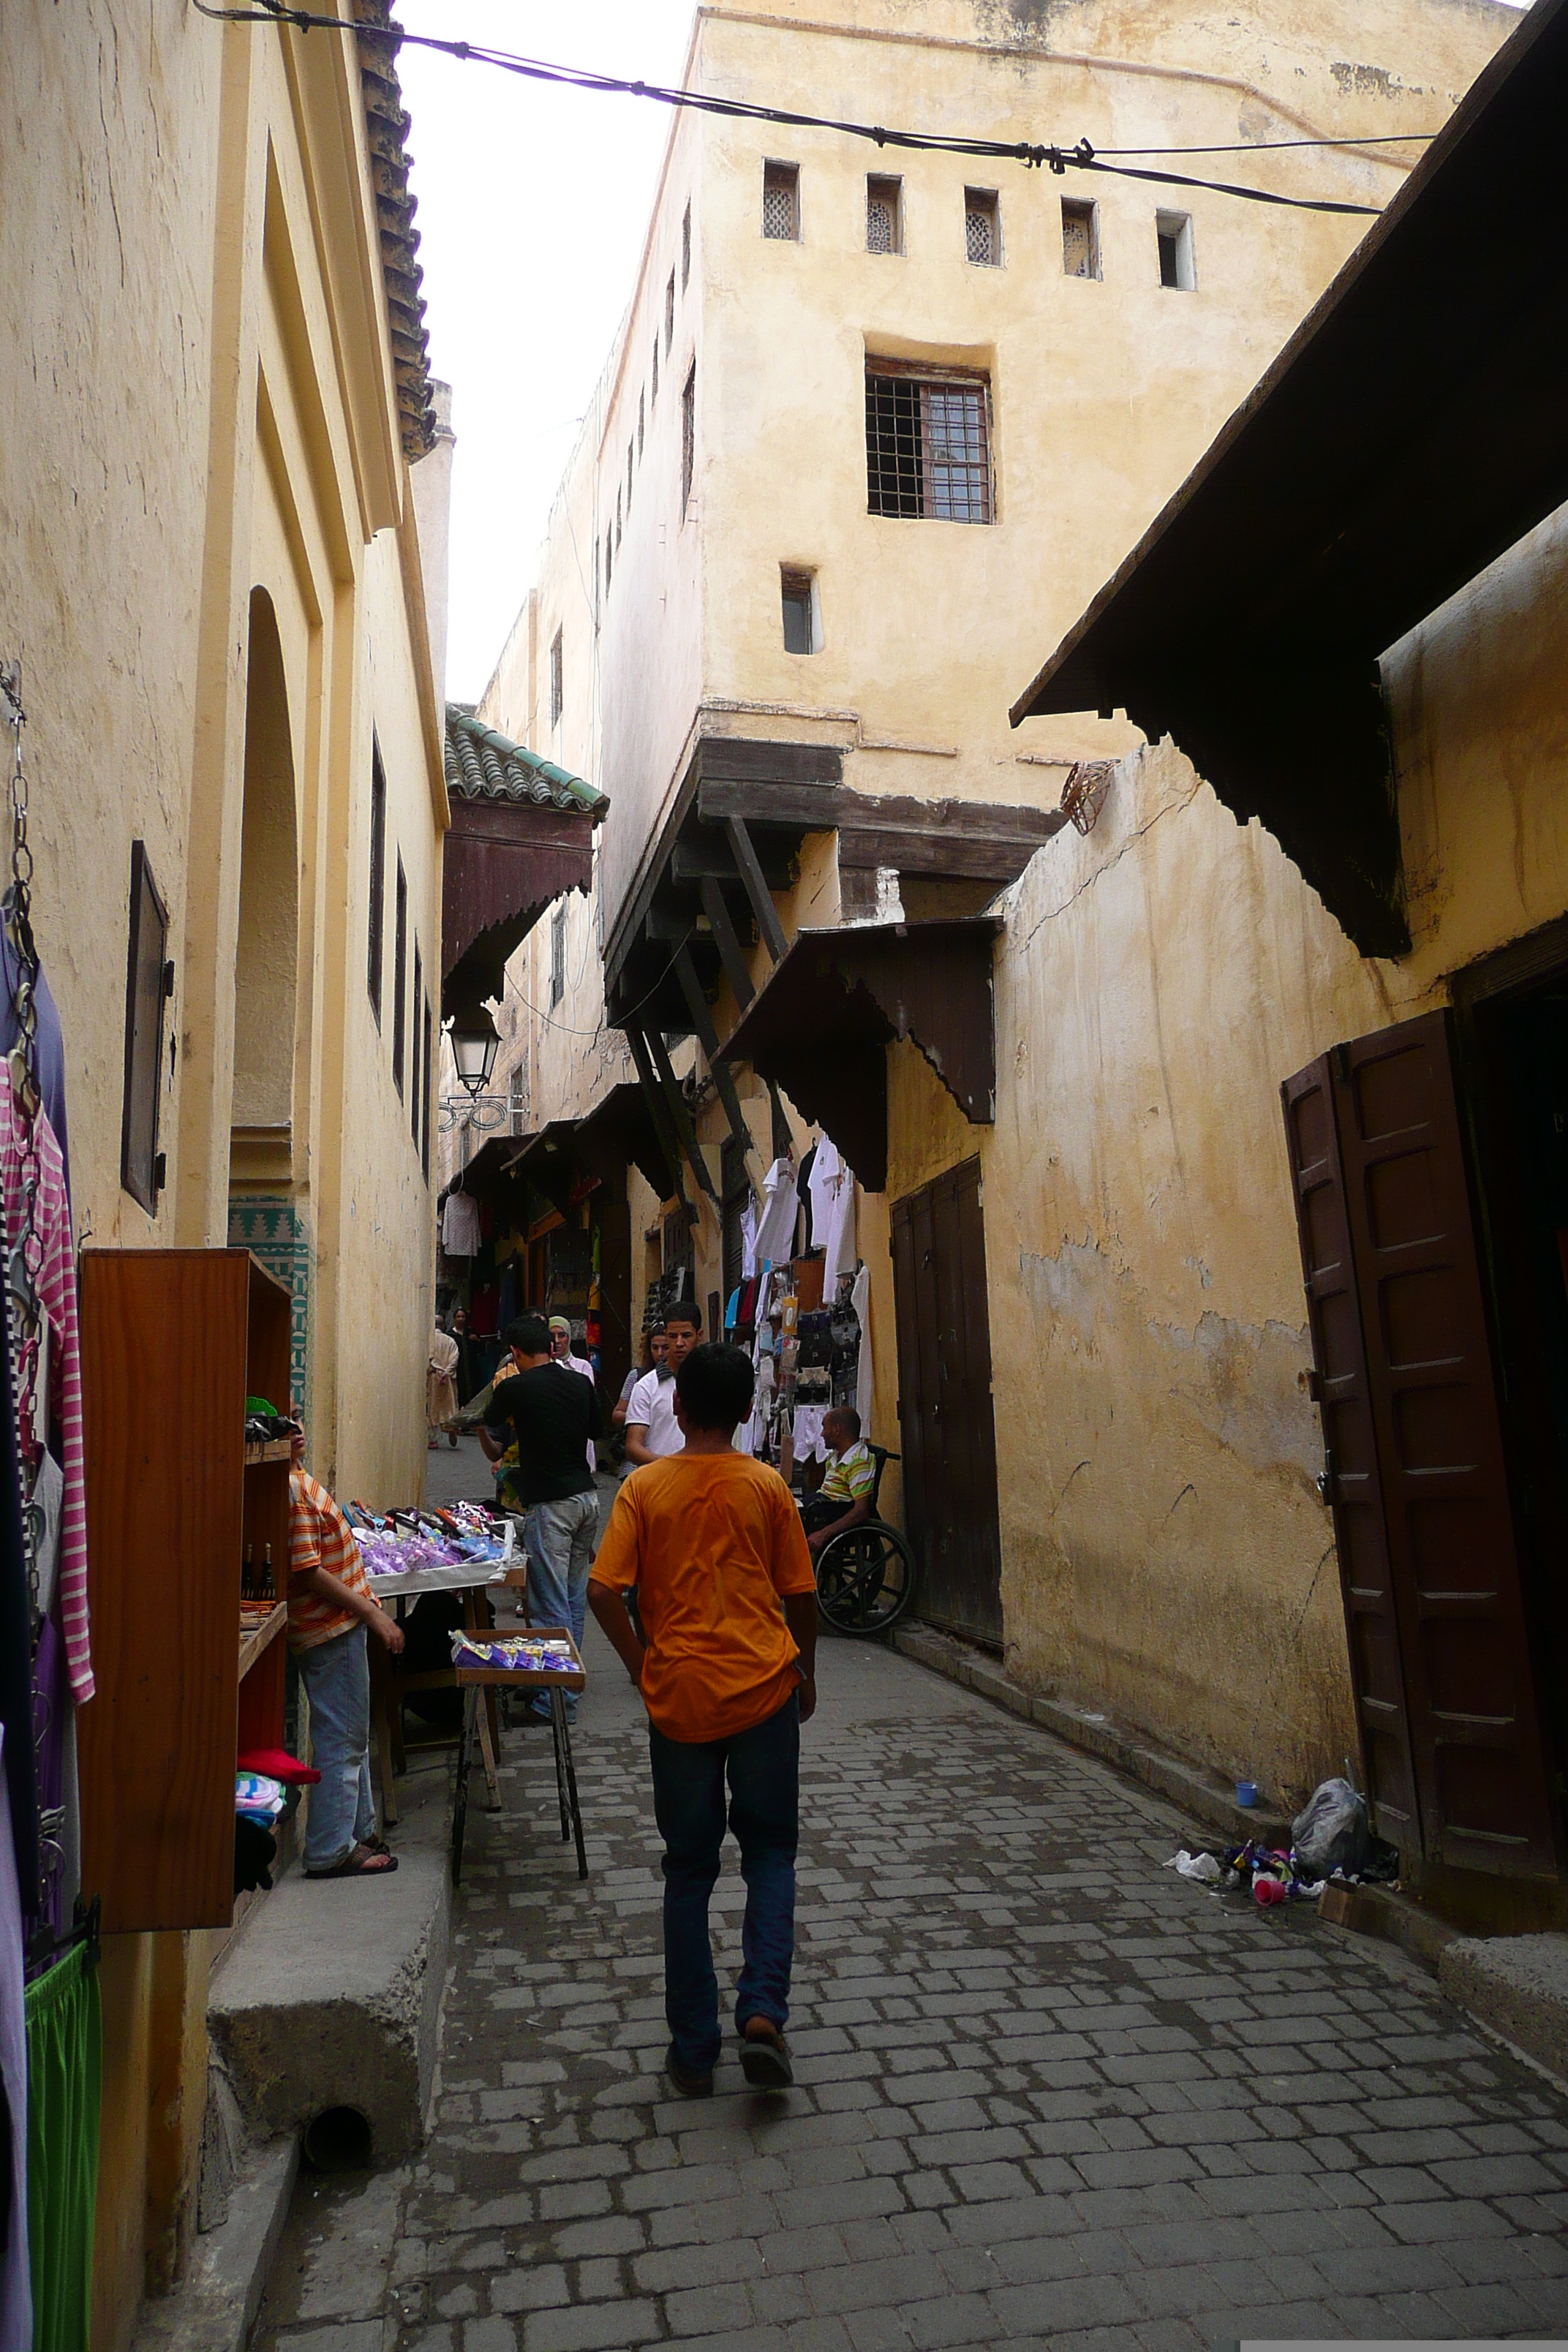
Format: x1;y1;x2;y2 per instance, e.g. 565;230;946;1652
481;1313;602;1704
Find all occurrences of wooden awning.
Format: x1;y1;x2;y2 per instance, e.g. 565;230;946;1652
720;919;1000;1191
442;799;595;1008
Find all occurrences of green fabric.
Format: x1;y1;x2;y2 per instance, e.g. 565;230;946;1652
24;1948;100;2352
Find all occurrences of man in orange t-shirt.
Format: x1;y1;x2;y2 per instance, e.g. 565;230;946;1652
589;1342;817;2097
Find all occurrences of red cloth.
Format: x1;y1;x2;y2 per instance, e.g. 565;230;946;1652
237;1746;322;1786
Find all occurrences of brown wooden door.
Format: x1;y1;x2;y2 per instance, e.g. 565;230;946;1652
892;1157;1003;1645
1283;1012;1561;1876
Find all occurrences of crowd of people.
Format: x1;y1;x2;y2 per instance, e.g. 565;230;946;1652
286;1298;875;2094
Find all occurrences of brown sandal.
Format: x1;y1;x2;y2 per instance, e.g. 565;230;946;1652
306;1842;399;1879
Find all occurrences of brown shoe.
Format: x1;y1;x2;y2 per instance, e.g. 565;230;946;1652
739;2016;792;2090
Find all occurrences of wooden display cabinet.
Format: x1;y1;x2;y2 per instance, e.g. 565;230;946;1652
78;1249;293;1933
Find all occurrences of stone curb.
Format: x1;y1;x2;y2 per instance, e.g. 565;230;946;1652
1439;1931;1568;2091
890;1621;1295;1849
129;2136;297;2352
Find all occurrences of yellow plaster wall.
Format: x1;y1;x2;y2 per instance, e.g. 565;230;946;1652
895;496;1568;1812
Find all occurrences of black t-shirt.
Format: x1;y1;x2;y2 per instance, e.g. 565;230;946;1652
483;1364;602;1505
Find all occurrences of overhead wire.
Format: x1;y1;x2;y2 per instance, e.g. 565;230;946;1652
189;0;1401;216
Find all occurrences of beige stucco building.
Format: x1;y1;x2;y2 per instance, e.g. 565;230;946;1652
471;0;1514;1515
2;0;449;2334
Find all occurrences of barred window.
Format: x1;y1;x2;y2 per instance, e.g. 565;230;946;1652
762;161;799;241
549;627;563;726
865;369;992;524
965;188;1000;267
867;175;902;255
682;362;696;515
550;905;566;1009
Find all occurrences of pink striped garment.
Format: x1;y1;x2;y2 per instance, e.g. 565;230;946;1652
0;1071;90;1701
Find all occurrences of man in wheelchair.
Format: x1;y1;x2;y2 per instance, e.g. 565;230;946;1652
799;1406;875;1557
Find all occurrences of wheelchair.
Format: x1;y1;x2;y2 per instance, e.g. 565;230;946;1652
808;1444;919;1636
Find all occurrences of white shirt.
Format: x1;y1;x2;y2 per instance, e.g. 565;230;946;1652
553;1352;597;1471
626;1365;682;1459
441;1191;480;1257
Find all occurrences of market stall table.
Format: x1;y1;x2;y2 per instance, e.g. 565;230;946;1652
451;1627;588;1886
366;1558;513;1824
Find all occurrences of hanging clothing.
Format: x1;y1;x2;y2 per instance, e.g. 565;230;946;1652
0;1231;37;1911
23;1938;99;2352
808;1138;857;1286
750;1157;796;1271
791;1405;829;1466
441;1189;481;1258
0;1731;30;2352
739;1200;758;1283
0;935;69;1207
851;1264;874;1436
0;1081;88;1704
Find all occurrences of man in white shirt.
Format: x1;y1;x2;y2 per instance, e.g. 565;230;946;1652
625;1300;701;1463
549;1315;598;1471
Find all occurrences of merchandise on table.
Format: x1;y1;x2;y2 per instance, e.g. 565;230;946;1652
234;1771;287;1823
450;1633;576;1673
341;1501;513;1579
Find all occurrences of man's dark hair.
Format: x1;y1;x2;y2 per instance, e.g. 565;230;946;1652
505;1313;551;1357
664;1300;703;1333
826;1406;862;1441
675;1342;754;1432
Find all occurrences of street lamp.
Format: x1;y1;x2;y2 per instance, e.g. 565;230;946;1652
448;1006;500;1097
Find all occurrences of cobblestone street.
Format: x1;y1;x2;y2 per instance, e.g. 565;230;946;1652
255;1628;1568;2351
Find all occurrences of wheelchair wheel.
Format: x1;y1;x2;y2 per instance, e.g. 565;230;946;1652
815;1521;918;1636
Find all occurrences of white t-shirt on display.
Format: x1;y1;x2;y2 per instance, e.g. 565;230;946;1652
625;1365;682;1460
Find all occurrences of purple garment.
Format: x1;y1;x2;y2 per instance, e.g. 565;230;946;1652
27;1616;64;1937
0;1729;31;2352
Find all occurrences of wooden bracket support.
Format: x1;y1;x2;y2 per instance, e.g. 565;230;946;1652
724;815;788;965
674;944;769;1201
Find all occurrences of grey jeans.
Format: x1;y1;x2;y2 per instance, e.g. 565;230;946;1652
298;1624;377;1871
523;1490;599;1651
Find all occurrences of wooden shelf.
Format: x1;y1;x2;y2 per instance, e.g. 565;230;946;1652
238;1603;287;1678
244;1439;292;1466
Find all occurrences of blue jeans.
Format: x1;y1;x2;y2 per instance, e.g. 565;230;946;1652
298;1624;377;1871
524;1492;598;1716
649;1694;799;2075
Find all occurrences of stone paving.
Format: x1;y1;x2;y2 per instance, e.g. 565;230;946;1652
254;1629;1568;2350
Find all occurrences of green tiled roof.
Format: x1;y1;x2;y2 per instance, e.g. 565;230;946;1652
444;705;608;818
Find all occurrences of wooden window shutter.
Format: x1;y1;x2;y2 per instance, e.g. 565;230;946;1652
1282;1010;1561;1876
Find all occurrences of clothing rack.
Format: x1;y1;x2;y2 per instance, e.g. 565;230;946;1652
25;1891;99;1983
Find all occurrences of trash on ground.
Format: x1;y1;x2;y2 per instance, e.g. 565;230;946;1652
1292;1776;1369;1877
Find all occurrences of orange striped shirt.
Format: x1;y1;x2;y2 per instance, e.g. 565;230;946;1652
287;1469;372;1653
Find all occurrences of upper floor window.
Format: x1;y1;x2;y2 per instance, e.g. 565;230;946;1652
1062;197;1100;279
1158;210;1196;290
549;628;564;727
549;905;567;1009
781;567;818;655
682;201;692;285
866;366;992;525
867;176;902;255
627;442;634;514
666;269;676;354
410;940;423;1144
638;390;645;459
762;161;799;241
682;363;696;515
965;188;1001;267
366;742;386;1025
392;854;407;1098
652;333;659;405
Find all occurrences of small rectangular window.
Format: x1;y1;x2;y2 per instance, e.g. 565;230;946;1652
867;175;902;256
762;161;799;242
121;840;170;1214
780;568;817;656
627;442;634;513
615;487;622;551
638;390;645;459
392;856;407;1098
606;530;613;595
965;188;1000;267
550;904;567;1009
1061;197;1100;280
410;940;423;1143
549;627;563;727
367;742;386;1023
682;363;696;515
420;993;432;1179
652;333;659;405
1157;210;1195;290
665;269;675;354
682;201;692;285
866;367;992;524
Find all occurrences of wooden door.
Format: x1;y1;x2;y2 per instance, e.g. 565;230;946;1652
1283;1013;1561;1876
892;1158;1003;1644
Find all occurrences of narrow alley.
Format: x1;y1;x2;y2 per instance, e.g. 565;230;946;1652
255;1631;1568;2352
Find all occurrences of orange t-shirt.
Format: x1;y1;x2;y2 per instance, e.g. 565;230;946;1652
590;1451;816;1744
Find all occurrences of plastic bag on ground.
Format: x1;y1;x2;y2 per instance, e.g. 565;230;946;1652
1164;1849;1224;1884
1291;1776;1369;1878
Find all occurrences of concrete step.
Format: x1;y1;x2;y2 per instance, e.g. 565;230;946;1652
129;2137;296;2352
1439;1931;1568;2090
208;1752;451;2165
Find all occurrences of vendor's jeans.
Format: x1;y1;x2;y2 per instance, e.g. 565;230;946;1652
524;1492;598;1719
649;1694;799;2078
298;1624;377;1872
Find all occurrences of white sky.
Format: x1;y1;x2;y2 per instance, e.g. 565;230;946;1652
397;3;698;706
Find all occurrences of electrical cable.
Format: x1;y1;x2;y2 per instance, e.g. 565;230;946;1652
189;1;1388;215
502;924;697;1044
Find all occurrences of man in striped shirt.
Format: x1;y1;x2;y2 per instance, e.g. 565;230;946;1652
288;1426;405;1879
